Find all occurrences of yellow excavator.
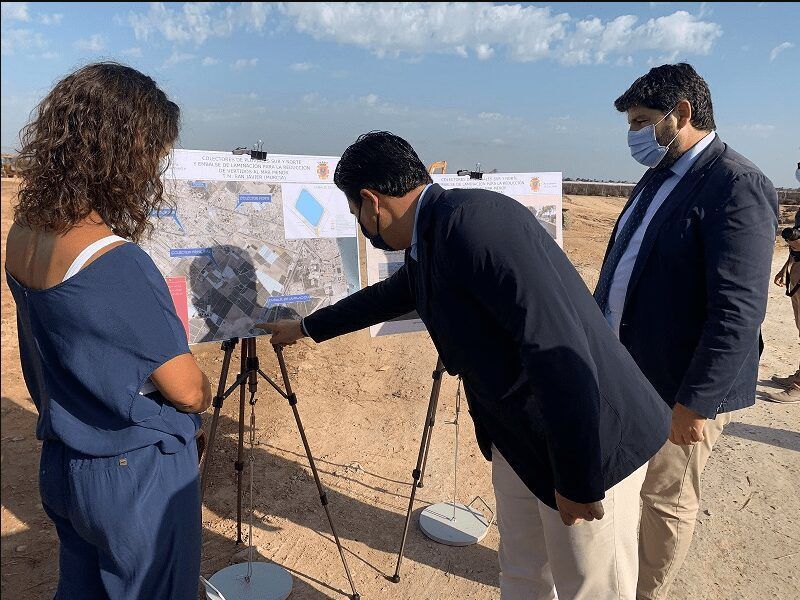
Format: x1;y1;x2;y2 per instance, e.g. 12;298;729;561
428;160;447;175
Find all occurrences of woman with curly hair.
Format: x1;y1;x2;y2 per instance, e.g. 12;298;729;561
5;62;211;599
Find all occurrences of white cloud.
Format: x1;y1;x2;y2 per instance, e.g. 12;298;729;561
457;109;524;129
1;28;46;55
733;123;776;133
548;116;577;131
290;62;316;72
125;2;271;47
73;34;106;52
727;123;777;140
1;3;30;22
284;3;568;62
561;11;721;65
357;93;409;116
361;93;379;107
240;2;271;31
122;47;143;58
39;13;63;26
769;41;794;62
231;58;258;71
281;4;721;66
475;44;494;60
231;92;258;101
202;56;220;66
302;92;325;106
120;3;721;66
163;50;195;69
40;51;59;60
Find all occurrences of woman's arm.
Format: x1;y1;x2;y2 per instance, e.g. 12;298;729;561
150;353;212;413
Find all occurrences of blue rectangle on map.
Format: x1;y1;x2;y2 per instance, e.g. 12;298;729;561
238;194;272;205
267;294;311;306
169;248;213;258
296;189;324;227
190;181;207;188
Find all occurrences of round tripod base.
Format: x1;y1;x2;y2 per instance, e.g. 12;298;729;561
205;562;293;600
419;502;490;546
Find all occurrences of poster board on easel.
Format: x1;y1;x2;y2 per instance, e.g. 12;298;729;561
366;171;563;336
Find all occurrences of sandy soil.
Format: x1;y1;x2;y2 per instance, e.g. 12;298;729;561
2;178;798;599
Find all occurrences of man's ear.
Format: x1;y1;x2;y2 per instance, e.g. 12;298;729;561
359;189;380;215
675;99;693;129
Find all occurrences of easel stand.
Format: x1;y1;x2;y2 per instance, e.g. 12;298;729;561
417;377;493;547
391;358;493;583
200;337;360;600
390;358;445;582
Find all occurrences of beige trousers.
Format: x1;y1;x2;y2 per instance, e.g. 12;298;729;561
492;445;648;600
637;410;735;599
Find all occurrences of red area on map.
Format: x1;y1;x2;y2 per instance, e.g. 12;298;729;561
166;277;190;342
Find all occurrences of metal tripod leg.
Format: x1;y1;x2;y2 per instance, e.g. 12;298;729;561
235;339;250;545
274;345;361;600
200;338;239;499
391;357;445;583
417;359;445;489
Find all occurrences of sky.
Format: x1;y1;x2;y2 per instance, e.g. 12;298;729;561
2;2;798;187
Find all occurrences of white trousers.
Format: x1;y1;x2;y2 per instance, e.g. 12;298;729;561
492;446;647;600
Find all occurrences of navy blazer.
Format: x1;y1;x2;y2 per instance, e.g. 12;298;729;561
601;136;778;419
305;185;670;507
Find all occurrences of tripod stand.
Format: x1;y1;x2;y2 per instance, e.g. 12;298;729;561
200;337;360;600
390;357;445;582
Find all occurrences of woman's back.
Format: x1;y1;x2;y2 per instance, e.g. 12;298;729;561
6;220;201;456
6;216;124;290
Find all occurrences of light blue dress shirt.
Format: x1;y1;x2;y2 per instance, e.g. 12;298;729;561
605;132;716;337
409;183;433;261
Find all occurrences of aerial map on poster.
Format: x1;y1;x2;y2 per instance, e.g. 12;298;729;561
141;150;360;344
367;172;562;336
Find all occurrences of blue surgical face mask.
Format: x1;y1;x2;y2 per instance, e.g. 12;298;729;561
628;107;681;168
358;202;396;252
795;168;800;184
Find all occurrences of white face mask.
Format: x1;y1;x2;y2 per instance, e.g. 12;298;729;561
628;107;681;168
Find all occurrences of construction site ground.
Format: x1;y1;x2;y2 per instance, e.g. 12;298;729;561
2;178;798;599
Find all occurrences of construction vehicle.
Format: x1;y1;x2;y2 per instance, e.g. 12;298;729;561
428;161;447;175
2;153;19;178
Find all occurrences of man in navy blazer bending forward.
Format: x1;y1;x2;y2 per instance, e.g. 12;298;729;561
262;131;670;600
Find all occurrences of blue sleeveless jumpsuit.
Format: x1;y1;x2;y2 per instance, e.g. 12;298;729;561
7;243;202;599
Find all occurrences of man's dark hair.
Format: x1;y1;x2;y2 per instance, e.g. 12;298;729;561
614;63;716;131
334;131;432;203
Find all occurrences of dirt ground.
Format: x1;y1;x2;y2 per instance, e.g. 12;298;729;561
2;177;798;599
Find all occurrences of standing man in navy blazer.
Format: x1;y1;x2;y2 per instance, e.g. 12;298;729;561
596;64;778;599
263;131;671;599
